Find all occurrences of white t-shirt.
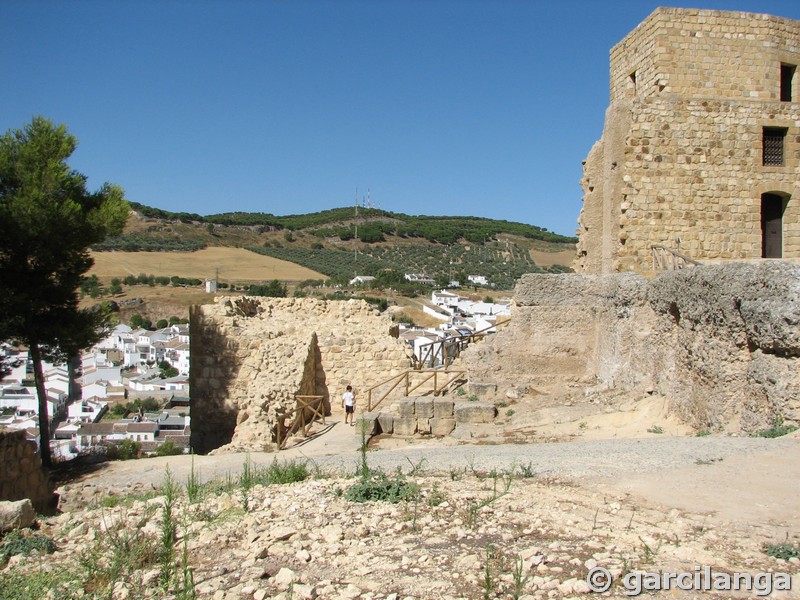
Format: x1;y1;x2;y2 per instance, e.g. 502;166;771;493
342;391;355;406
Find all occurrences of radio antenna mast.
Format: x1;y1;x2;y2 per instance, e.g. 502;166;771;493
354;189;359;273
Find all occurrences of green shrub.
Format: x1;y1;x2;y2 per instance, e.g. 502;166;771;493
0;531;56;562
155;441;185;457
764;541;800;560
753;418;798;438
263;459;309;485
106;439;141;460
344;471;420;503
0;563;82;599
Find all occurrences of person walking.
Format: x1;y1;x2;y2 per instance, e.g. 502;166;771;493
342;385;356;426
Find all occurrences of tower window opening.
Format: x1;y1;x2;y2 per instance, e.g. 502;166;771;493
780;64;795;102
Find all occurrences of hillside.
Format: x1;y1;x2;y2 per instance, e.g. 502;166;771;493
90;204;576;290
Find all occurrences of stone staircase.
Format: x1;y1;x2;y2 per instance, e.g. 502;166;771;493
358;395;498;440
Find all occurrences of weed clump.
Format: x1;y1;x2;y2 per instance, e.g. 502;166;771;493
764;540;800;560
345;470;420;503
753;418;798;439
0;530;56;563
344;419;419;503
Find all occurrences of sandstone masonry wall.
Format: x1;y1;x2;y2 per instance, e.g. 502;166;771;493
0;428;53;513
464;263;800;432
577;8;800;273
190;297;412;453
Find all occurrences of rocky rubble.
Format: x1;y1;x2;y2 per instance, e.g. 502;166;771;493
4;465;797;599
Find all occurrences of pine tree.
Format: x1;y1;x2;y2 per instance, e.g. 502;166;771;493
0;117;128;467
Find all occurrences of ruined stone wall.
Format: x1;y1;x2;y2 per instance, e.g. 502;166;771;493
576;8;800;274
0;429;53;513
190;297;412;453
464;263;800;432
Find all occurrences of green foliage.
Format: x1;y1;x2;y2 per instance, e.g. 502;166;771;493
248;279;288;297
247;237;547;290
80;274;104;298
106;439;141;460
357;222;386;243
109;404;128;417
156;319;169;329
158;469;178;590
262;459;310;485
186;453;202;504
79;510;161;594
155;440;185;456
109;278;123;295
344;470;420;503
158;360;179;378
647;425;665;434
346;421;419;503
0;116;129;467
129;314;153;330
763;540;800;560
0;563;83;599
136;397;162;412
238;456;309;505
93;234;206;252
0;530;56;563
753;418;798;438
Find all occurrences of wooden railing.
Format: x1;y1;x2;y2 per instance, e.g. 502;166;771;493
652;244;700;271
274;394;326;450
413;318;511;369
364;369;466;412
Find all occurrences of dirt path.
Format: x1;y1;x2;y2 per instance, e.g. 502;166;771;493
64;426;800;538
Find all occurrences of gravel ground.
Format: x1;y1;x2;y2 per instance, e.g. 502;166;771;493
310;436;797;478
67;434;797;498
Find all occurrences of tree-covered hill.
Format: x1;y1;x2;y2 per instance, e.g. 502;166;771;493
123;202;576;246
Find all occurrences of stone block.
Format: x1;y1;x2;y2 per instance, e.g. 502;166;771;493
393;398;416;417
0;499;36;532
414;397;434;419
468;382;498;398
354;412;379;436
377;412;394;434
392;417;417;436
430;417;456;436
416;418;431;435
454;402;497;424
433;398;454;418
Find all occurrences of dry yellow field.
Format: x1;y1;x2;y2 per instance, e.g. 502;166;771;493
530;247;574;267
89;248;326;282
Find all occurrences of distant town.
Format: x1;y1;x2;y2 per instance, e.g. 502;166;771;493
0;322;190;461
0;281;506;460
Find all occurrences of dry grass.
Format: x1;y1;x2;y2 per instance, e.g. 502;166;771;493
89;247;326;282
529;247;574;267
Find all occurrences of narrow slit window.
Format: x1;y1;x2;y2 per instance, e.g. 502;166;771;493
629;71;637;97
762;127;787;166
780;64;795;102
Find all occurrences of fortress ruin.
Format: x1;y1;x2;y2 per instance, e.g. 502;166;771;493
576;8;800;274
189;297;411;453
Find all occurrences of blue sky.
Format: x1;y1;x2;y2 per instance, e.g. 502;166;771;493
3;0;800;237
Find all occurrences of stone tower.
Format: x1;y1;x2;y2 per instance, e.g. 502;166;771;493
575;8;800;274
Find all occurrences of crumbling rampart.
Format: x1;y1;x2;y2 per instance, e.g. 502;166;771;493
190;297;411;453
465;263;800;432
0;428;54;513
